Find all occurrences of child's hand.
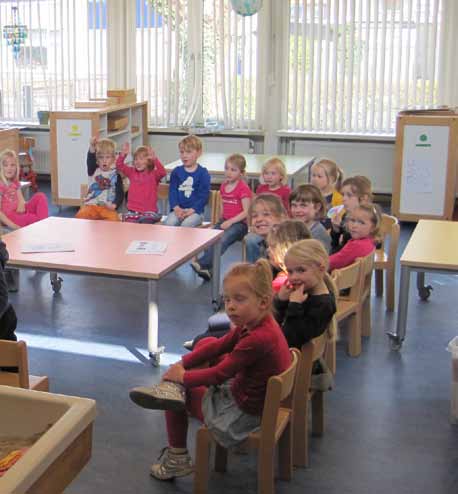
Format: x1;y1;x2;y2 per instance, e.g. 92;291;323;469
16;200;26;214
162;362;185;384
89;133;99;152
183;208;195;218
174;206;185;219
220;220;231;230
289;285;309;304
278;281;294;301
121;142;130;156
147;146;157;162
106;202;116;211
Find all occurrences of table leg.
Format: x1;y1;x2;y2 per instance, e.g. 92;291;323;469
211;239;222;311
387;265;411;350
416;271;433;301
148;280;163;366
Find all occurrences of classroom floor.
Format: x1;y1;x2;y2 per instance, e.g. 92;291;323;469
9;181;458;494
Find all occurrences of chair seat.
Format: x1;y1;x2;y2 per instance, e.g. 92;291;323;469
335;299;358;321
248;408;291;447
29;375;50;391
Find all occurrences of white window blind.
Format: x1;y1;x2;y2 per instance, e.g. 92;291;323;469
286;0;442;135
136;0;259;129
0;0;107;122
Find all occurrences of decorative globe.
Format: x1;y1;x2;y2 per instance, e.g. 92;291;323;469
230;0;263;16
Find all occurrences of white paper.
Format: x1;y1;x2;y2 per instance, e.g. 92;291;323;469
21;242;75;254
126;240;167;255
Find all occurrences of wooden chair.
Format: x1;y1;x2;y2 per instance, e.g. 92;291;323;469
193;348;300;494
359;252;375;339
158;183;221;227
374;214;400;311
0;340;49;391
332;259;362;357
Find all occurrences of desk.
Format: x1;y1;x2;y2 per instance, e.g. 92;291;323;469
388;220;458;350
2;217;223;364
165;153;315;188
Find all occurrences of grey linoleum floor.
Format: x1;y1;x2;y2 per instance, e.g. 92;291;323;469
9;182;458;494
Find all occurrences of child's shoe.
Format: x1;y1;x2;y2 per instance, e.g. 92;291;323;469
190;260;212;282
150;447;193;480
129;381;185;411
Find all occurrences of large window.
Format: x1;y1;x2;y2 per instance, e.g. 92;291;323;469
136;0;259;129
0;0;107;122
286;0;442;134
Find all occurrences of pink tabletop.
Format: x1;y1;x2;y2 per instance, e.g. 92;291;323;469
2;217;224;279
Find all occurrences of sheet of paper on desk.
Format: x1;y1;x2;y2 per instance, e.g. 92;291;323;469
126;240;167;255
21;242;75;253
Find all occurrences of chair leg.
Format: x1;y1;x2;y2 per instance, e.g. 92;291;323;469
361;296;371;337
386;266;395;312
311;392;324;436
348;312;362;357
293;394;309;468
375;269;383;296
193;428;212;494
214;443;228;473
257;442;275;494
278;422;293;481
324;339;336;375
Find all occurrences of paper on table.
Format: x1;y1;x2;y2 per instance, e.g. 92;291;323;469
21;242;75;254
126;240;167;255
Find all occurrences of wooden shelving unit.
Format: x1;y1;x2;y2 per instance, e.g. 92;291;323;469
50;101;148;206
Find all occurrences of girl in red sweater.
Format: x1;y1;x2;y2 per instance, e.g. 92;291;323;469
329;203;381;272
116;142;166;223
129;259;291;481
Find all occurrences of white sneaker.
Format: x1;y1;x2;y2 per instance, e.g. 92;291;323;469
129;381;185;411
150;447;193;480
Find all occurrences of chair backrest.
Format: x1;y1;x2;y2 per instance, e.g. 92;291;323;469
379;214;400;268
359;251;375;299
258;349;300;440
0;340;30;388
331;259;362;302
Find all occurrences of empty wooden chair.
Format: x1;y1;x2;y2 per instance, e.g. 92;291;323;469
193;348;300;494
0;340;49;391
374;214;400;311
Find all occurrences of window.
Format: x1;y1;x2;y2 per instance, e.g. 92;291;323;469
285;0;442;135
0;0;107;122
136;0;259;129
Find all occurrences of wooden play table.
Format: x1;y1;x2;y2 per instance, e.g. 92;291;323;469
2;217;223;364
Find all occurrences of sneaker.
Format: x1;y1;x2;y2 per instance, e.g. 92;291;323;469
190;260;212;282
150;447;194;480
129;381;186;411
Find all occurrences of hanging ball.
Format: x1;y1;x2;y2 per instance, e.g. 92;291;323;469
230;0;263;16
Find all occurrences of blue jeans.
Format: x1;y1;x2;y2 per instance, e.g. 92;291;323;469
198;221;248;270
164;211;203;227
244;232;266;263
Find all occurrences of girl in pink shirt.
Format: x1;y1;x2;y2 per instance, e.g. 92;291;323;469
116;143;166;223
329;203;380;272
191;153;252;281
256;157;291;213
129;259;291;480
0;150;48;230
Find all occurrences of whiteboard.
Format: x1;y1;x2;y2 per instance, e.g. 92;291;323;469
56;119;92;200
400;125;449;216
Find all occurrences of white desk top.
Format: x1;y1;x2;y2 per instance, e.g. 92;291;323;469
401;219;458;270
165;153;315;177
2;217;223;280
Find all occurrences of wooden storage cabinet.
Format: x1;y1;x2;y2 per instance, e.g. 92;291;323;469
50;101;148;206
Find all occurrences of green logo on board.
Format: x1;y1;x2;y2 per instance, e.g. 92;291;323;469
416;133;431;147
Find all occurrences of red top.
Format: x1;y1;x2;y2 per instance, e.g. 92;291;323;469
220;179;252;221
329;237;375;271
0;180;20;214
116;154;167;212
256;184;291;213
182;314;291;416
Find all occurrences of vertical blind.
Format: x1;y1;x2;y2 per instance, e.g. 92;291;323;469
0;0;107;121
286;0;442;134
137;0;259;129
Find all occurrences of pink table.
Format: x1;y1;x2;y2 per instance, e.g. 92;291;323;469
3;217;223;364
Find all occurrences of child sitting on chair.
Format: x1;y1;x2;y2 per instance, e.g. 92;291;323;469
164;135;211;227
0;150;48;230
129;260;291;480
76;137;123;221
116;142;166;223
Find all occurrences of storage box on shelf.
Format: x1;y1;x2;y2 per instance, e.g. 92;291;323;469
49;101;148;206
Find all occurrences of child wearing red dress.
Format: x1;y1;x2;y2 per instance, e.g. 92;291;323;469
0;150;48;230
129;259;291;480
256;157;291;213
116;142;166;223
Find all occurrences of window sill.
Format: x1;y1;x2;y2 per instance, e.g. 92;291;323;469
276;130;395;144
149;126;265;137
